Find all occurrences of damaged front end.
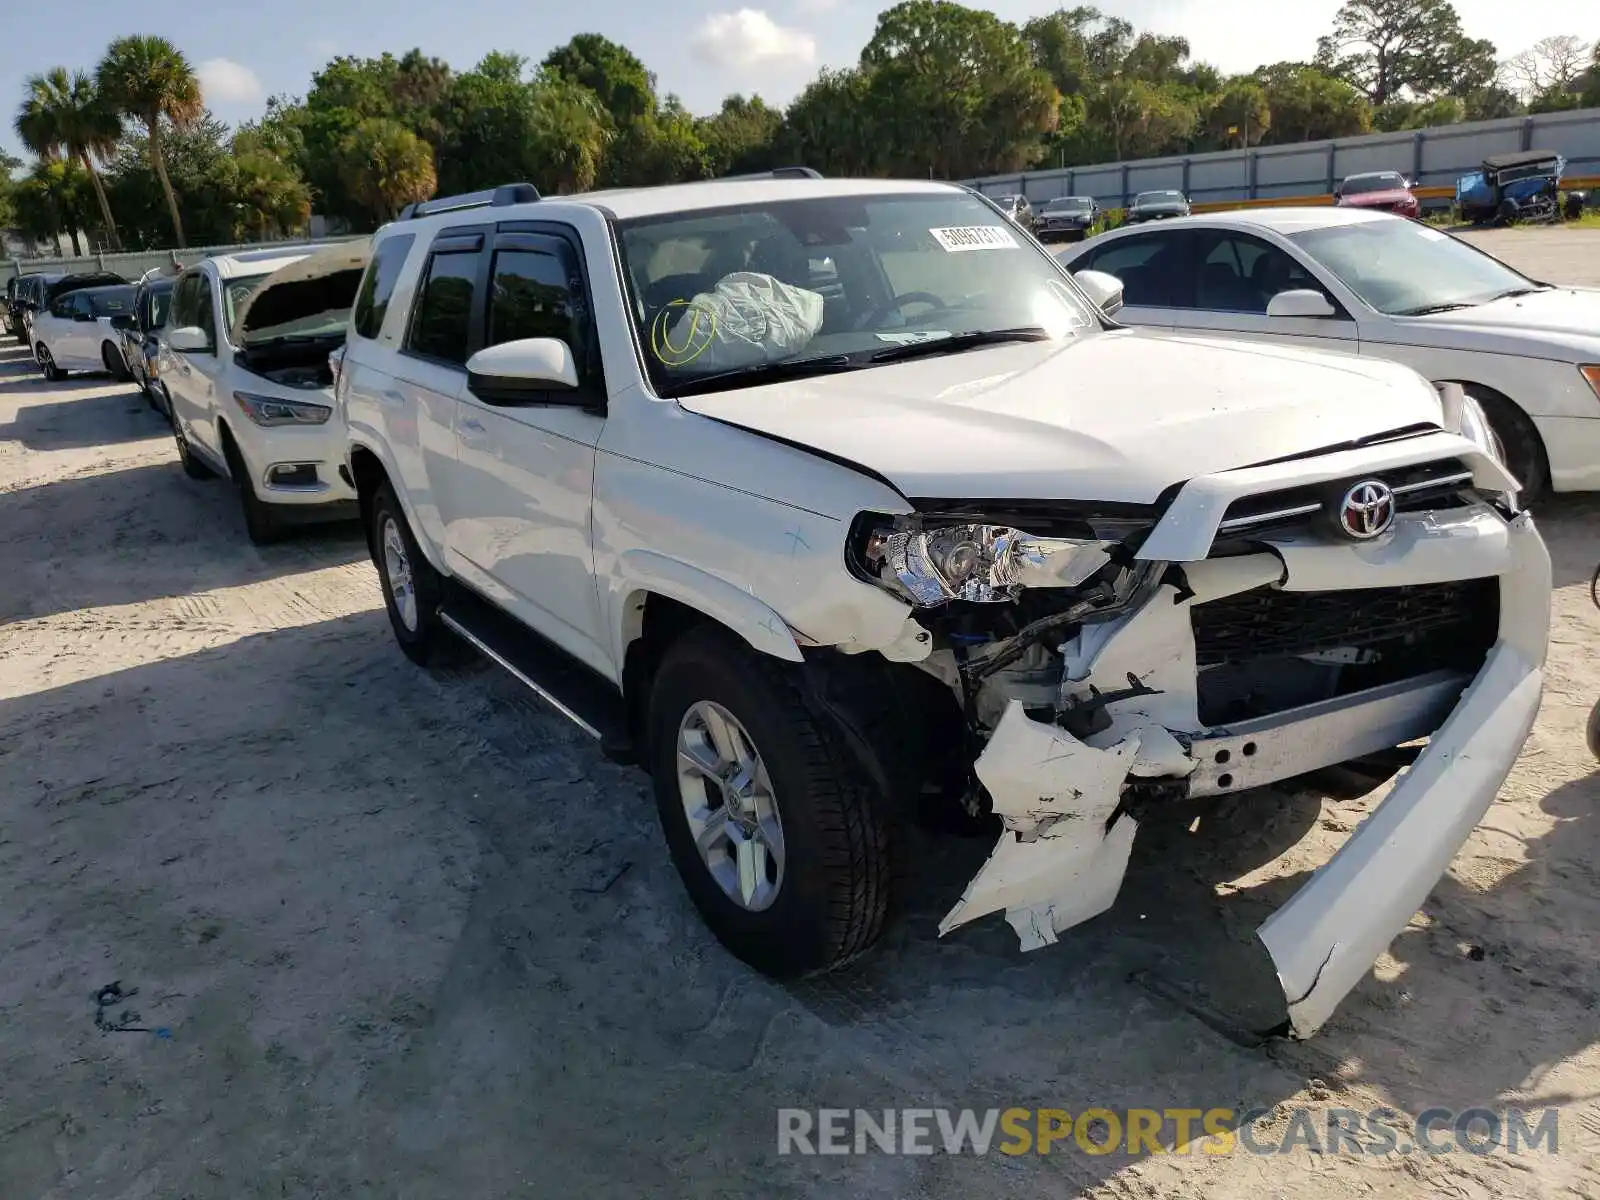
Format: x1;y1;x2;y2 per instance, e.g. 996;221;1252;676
845;429;1549;1038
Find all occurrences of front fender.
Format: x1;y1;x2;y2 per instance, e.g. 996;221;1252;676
613;549;805;664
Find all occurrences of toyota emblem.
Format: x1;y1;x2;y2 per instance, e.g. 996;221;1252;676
1338;480;1396;540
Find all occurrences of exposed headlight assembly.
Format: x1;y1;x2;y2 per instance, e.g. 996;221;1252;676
850;514;1116;607
1437;381;1517;507
233;390;332;427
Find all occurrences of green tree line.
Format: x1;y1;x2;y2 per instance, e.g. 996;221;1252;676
6;0;1599;251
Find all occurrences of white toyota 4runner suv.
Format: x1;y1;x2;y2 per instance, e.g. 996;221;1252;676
340;174;1549;1039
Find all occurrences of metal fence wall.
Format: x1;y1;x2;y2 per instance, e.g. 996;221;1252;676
964;106;1600;210
1;233;368;286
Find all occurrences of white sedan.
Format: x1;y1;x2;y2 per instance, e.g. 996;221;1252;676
31;282;137;382
1056;208;1600;494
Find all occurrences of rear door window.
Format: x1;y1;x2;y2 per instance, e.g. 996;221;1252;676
404;233;485;366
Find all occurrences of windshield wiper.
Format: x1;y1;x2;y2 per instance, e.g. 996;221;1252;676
1394;301;1478;316
868;326;1053;364
664;354;857;398
1482;285;1549;302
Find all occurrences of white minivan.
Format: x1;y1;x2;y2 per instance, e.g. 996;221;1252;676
160;241;370;543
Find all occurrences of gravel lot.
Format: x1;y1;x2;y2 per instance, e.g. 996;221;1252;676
2;229;1599;1200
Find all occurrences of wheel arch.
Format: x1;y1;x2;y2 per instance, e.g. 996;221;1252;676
1440;378;1550;493
345;440;448;575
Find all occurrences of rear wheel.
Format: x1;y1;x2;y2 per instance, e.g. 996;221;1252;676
647;625;892;978
370;481;452;665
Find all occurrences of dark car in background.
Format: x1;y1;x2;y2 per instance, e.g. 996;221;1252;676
1124;189;1191;223
5;273;43;339
117;273;176;412
989;193;1035;231
1335;170;1420;218
1456;151;1564;225
1033;195;1100;242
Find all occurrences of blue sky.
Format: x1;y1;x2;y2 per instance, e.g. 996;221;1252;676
1;0;1582;166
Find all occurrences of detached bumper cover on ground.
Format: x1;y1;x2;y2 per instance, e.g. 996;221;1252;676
939;441;1550;1039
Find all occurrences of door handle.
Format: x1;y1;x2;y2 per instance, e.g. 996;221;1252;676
460;417;487;435
381;389;405;406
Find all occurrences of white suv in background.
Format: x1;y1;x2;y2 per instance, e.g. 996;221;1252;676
161;242;370;543
339;176;1547;1039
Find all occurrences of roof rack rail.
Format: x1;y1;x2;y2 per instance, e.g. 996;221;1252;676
398;182;542;220
713;166;823;181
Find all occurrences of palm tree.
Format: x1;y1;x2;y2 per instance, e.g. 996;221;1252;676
14;67;123;250
336;118;436;224
96;35;203;247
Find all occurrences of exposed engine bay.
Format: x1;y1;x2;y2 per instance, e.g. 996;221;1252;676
233;337;341;390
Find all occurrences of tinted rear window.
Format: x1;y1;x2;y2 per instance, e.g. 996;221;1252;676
89;287;136;316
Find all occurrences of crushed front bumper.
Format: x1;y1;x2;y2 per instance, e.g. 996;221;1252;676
939;493;1550;1038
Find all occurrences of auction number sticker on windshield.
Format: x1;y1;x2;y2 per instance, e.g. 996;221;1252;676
929;225;1020;252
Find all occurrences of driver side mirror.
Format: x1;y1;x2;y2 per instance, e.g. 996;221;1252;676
167;325;213;353
466;337;583;406
1073;269;1125;317
73;310;96;322
1266;289;1337;318
110;313;137;331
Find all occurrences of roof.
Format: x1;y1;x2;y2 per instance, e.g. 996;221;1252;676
486;176;965;223
1483;150;1562;171
1103;206;1391;235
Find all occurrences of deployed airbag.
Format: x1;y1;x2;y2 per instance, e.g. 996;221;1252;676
660;271;824;371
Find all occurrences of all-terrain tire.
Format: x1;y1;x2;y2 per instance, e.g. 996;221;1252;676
647;624;892;979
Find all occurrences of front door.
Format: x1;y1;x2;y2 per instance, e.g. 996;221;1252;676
1073;230;1187;331
1165;230;1360;357
442;229;609;674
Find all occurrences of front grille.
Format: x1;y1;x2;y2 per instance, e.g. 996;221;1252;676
1213;457;1476;546
1191;578;1499;725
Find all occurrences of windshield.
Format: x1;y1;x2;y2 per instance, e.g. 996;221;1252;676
88;287;135;317
1135;191;1184;206
1291;221;1534;315
1341;173;1406;195
617;191;1098;396
1045;198;1091;212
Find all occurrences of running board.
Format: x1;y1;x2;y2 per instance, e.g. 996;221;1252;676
437;581;635;764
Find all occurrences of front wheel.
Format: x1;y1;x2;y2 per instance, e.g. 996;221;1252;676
36;345;66;382
222;438;284;545
169;407;215;479
102;341;132;382
648;625;892;978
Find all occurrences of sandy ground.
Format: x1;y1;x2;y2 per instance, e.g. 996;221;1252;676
1;230;1599;1200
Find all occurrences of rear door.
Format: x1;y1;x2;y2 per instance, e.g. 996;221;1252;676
64;292;101;366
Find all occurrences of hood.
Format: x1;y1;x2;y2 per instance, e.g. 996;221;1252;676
1339;189;1414;207
677;330;1444;505
1394;286;1600;360
1131;202;1187;215
1040;209;1094;222
231;238;371;346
